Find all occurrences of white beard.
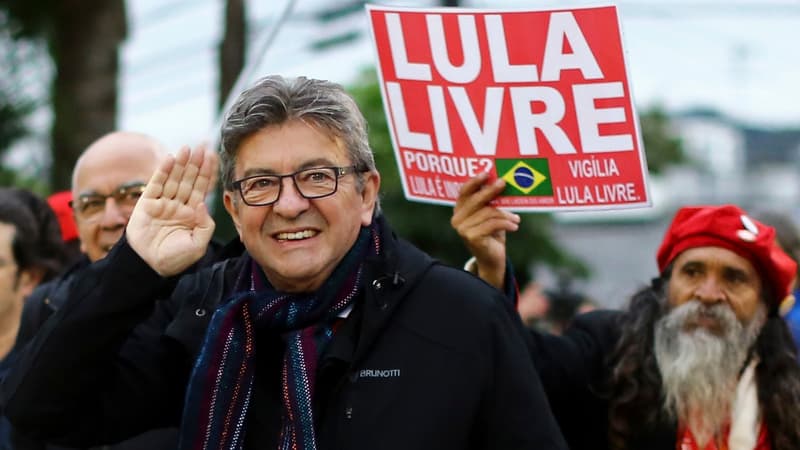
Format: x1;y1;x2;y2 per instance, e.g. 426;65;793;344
654;300;765;447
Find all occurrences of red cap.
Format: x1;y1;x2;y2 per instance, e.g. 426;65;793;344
656;205;797;302
47;191;79;242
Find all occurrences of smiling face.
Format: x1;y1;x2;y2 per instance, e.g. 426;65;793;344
667;246;764;328
71;132;162;262
223;120;379;293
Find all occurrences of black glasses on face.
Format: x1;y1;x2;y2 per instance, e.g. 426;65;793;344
70;183;147;221
232;166;360;207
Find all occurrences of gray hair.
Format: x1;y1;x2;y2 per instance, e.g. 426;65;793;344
220;75;377;195
654;298;766;445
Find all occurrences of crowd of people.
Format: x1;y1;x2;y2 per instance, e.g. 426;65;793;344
0;74;799;450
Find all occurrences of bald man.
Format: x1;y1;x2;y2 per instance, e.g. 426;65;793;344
70;131;164;262
8;132;232;450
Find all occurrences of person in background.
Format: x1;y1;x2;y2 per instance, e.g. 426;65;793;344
14;131;166;347
453;173;800;450
9;132;196;450
750;210;800;353
517;277;596;334
0;188;71;450
46;191;83;265
3;75;567;450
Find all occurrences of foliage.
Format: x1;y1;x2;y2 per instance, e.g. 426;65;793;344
347;69;588;281
0;0;55;39
0;10;41;163
0;95;32;155
639;106;685;174
0;1;125;190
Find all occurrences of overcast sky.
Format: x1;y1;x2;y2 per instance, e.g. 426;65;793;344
119;0;800;152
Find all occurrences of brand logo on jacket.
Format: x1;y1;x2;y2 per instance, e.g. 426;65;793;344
356;368;401;379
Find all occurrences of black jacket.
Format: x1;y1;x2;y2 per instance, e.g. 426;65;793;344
528;310;682;450
6;241;235;450
2;219;567;450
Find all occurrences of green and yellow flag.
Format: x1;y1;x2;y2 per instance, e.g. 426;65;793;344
496;159;553;196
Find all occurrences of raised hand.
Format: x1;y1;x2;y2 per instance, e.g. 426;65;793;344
451;172;520;289
127;146;218;277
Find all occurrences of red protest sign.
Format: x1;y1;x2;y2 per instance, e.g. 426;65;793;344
365;4;650;211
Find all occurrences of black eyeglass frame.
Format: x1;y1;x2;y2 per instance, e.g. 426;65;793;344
68;182;148;215
231;165;363;207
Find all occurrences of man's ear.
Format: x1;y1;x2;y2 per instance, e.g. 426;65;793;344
223;191;244;240
18;267;45;298
360;171;380;226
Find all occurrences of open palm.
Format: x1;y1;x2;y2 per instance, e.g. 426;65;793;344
127;146;218;276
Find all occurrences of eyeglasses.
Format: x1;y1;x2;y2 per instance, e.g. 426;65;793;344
70;183;147;221
232;166;361;207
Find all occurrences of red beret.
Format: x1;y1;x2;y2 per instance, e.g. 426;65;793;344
656;204;797;302
47;191;79;242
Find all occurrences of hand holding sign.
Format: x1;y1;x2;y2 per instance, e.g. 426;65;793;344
452;172;520;289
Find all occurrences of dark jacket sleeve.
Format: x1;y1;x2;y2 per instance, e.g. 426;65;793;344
524;310;622;450
14;282;58;350
527;310;621;392
481;288;569;450
0;239;192;446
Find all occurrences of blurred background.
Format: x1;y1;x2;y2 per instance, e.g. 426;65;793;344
1;0;799;308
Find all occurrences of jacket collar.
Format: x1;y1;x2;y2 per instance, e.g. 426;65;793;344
323;215;436;366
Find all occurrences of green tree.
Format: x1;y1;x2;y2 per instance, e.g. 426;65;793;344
0;11;42;188
639;106;685;173
347;69;588;281
0;0;126;190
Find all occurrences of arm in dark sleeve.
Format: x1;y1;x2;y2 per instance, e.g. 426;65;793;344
13;282;58;351
482;290;568;450
496;258;618;394
526;310;621;394
1;238;192;446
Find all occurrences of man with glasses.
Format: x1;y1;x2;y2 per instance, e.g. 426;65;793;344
7;132;207;450
3;75;567;450
69;131;160;262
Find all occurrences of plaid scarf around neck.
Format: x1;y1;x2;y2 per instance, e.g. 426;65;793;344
179;223;381;450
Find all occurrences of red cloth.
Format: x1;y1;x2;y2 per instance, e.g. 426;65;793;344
47;191;79;242
657;205;797;301
677;422;770;450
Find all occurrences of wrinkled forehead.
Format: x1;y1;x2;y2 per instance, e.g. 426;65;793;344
233;121;348;169
672;246;761;280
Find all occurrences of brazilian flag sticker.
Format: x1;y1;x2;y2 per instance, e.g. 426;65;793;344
495;159;552;196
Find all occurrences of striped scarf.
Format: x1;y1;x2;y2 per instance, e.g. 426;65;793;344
179;223;381;450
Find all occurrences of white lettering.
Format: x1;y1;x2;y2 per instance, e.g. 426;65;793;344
555;185;593;204
387;82;432;151
510;86;577;155
567;157;620;178
402;150;492;176
450;86;504;156
385;13;431;81
485;14;539;82
359;369;402;378
428;85;453;153
427;14;481;83
541;12;603;82
573;82;634;153
594;182;638;202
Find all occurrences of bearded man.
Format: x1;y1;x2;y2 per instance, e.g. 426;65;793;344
452;173;800;450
